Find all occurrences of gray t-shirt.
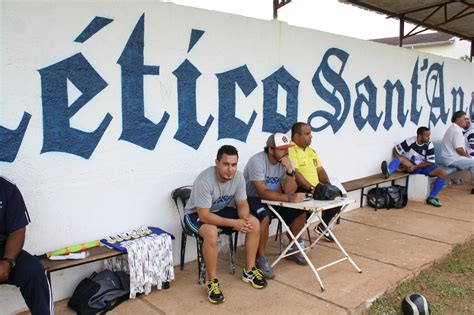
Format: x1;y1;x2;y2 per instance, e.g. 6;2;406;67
185;166;247;215
243;151;293;197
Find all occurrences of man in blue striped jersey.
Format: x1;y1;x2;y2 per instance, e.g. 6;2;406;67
381;127;448;207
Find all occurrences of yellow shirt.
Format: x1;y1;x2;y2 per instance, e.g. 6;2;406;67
288;141;322;186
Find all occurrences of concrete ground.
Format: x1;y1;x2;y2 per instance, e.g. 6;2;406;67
45;184;473;314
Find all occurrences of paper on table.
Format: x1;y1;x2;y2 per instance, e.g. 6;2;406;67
48;251;90;260
329;177;347;195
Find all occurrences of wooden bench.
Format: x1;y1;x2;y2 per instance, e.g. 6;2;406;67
342;171;410;209
39;246;171;291
39;246;124;284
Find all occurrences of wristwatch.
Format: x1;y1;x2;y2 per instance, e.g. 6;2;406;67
2;257;16;268
286;170;295;177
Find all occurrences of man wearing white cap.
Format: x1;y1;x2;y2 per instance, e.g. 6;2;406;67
243;133;307;279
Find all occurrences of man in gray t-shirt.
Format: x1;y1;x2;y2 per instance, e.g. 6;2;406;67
184;145;266;305
243;133;307;279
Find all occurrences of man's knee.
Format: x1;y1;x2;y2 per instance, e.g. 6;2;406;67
199;224;219;244
249;216;260;234
432;167;448;179
11;251;46;285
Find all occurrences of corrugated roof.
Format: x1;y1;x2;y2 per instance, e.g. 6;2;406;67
340;0;474;41
372;31;454;46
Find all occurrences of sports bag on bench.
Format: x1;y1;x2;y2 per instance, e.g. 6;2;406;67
367;185;407;209
68;269;130;315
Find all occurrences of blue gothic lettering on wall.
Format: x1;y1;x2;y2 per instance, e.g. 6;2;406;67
187;29;205;53
216;65;257;141
0;113;31;162
173;28;214;149
309;48;351;133
74;17;114;43
354;76;381;131
425;62;449;127
2;16;474;163
38;53;112;159
262;66;299;133
118;14;170;150
451;87;464;112
409;58;423;124
383;80;407;130
173;59;214;149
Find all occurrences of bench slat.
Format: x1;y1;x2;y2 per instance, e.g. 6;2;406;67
40;246;123;273
342;171;409;192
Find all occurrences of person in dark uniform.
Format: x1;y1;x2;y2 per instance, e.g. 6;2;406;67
0;176;54;314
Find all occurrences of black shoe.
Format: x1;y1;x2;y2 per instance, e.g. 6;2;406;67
242;267;267;289
315;224;334;242
207;279;225;304
381;161;390;179
471;188;474;194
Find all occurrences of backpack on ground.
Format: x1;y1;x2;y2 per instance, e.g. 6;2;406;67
68;269;130;315
367;185;407;209
386;185;408;208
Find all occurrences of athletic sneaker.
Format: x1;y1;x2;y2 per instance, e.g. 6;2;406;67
242;267;267;289
315;224;335;242
381;161;390;179
426;197;442;207
207;279;225;304
285;247;308;265
256;256;274;279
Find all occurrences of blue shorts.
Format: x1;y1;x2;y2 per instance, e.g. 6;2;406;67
184;207;239;235
247;197;305;226
409;164;439;176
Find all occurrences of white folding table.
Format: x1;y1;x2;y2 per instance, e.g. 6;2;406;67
262;198;362;291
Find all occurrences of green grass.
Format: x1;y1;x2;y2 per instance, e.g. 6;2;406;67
368;239;474;315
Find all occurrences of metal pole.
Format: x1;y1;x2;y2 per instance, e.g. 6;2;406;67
399;16;404;47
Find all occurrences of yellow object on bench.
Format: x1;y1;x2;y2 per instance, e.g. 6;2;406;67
46;240;101;257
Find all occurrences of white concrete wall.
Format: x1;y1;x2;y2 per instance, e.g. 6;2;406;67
1;1;473;313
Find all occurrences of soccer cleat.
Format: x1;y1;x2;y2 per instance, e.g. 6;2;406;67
426;197;442;207
242;267;267;289
381;161;390;179
256;256;274;279
207;279;225;304
315;224;335;242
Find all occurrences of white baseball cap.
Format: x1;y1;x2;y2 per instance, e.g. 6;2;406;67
266;133;294;150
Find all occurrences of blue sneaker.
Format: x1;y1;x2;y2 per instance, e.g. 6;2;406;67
256;256;274;279
285;246;309;266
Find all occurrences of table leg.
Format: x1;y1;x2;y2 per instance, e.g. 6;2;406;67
313;205;362;273
267;205;326;291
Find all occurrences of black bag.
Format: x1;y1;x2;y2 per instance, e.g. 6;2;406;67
386;185;408;208
68;270;130;315
313;183;341;200
367;185;407;209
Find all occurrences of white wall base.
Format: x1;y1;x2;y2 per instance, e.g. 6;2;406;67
408;174;430;202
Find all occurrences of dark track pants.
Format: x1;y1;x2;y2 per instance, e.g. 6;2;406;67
0;247;54;314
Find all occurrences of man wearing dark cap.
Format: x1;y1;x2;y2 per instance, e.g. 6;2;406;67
0;176;53;314
243;133;307;279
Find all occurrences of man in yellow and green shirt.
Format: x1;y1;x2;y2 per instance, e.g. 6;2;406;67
288;122;339;242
